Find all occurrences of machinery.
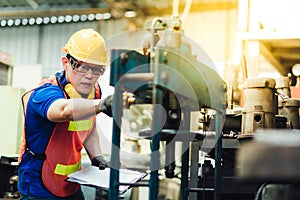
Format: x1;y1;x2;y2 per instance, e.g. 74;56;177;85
106;16;227;200
198;76;300;200
0;156;19;198
106;16;300;199
235;77;300;200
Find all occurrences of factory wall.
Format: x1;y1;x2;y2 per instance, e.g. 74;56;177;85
0;20;127;79
184;9;238;75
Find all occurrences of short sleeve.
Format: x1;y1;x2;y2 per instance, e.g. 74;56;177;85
30;84;65;119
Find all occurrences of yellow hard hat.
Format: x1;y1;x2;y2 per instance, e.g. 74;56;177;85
62;28;107;65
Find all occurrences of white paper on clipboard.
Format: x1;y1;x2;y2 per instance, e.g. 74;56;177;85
67;166;147;194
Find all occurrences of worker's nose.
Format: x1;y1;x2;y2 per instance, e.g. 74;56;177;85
84;68;93;79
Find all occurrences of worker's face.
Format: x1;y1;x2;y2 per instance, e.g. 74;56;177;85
62;56;104;95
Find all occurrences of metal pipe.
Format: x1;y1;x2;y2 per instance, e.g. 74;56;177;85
108;86;123;200
180;111;191;200
172;0;179;16
181;0;193;27
118;73;154;84
214;112;222;200
148;88;164;200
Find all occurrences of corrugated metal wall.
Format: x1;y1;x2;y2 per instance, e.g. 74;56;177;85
0;20;127;78
1;26;40;66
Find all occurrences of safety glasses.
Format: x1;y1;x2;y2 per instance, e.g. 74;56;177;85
68;56;106;76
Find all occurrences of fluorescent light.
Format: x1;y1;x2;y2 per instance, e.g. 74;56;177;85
29;18;35;25
80;15;87;21
0;11;111;27
103;13;111;20
7;19;14;26
65;15;72;23
95;13;103;20
36;17;43;24
14;19;21;26
1;20;7;27
50;16;57;23
43;17;50;24
88;14;95;21
125;11;137;18
22;18;28;25
58;16;64;23
72;15;80;22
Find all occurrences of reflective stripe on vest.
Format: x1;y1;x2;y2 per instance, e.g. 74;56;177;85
68;119;93;131
54;160;81;176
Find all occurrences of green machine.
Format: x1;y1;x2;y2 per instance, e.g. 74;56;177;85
108;17;226;200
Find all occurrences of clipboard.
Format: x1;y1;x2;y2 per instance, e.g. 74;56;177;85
67;166;147;194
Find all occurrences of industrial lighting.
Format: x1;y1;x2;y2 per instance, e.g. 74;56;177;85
7;19;14;26
125;11;137;18
58;16;64;23
80;15;88;21
88;14;95;21
72;15;80;22
43;17;50;24
1;12;113;27
65;15;72;23
1;20;6;27
50;16;57;24
103;13;111;20
36;17;43;25
292;63;300;76
95;13;103;20
14;19;21;26
29;18;35;25
22;18;28;25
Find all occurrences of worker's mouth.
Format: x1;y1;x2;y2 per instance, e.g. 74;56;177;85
81;83;92;87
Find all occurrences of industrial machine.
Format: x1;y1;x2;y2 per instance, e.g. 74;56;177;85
196;76;300;200
235;77;300;200
105;14;300;199
106;15;227;200
0;156;19;198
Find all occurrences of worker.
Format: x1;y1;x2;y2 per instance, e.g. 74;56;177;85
17;28;113;199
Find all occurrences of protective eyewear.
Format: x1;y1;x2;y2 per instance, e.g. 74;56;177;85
68;56;106;76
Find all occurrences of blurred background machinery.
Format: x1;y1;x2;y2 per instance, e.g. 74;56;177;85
0;156;19;199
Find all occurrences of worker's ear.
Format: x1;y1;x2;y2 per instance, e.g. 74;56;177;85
62;57;69;70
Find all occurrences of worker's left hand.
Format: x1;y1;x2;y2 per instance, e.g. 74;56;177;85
91;156;109;170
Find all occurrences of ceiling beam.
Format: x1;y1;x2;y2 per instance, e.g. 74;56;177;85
272;47;300;61
272;47;300;55
281;60;299;69
273;52;300;60
259;41;288;75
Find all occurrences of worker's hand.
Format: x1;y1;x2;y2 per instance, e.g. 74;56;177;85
91;156;109;170
98;95;113;117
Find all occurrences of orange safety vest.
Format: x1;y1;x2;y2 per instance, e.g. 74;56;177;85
19;71;101;197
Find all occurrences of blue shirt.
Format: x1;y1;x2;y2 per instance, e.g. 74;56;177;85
18;84;65;197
